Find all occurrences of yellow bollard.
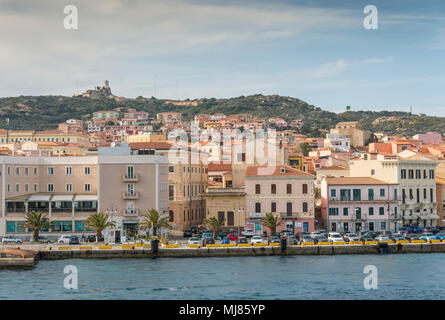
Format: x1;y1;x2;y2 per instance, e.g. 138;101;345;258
301;242;315;246
98;245;112;249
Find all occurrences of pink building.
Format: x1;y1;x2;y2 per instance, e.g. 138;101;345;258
245;165;315;235
413;132;442;144
321;177;399;233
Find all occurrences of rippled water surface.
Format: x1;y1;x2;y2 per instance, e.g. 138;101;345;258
1;254;445;299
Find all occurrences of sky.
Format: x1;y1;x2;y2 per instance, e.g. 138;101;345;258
1;0;445;115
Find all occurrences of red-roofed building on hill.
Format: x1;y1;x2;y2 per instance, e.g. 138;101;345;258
245;165;315;235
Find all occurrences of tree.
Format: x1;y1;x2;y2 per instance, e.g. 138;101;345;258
203;216;223;239
139;209;172;237
84;212;116;242
260;212;280;236
299;143;312;156
314;186;321;204
23;210;51;242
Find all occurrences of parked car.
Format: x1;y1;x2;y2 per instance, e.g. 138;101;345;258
188;237;200;245
327;232;344;243
251;236;264;245
221;237;231;244
287;235;298;245
37;236;52;243
425;226;440;234
236;237;249;245
282;230;294;237
227;233;239;241
241;230;254;238
2;236;23;244
268;236;281;245
202;238;215;247
360;234;374;242
392;234;407;242
406;233;422;242
69;236;80;245
58;235;72;244
299;236;315;245
313;234;329;244
435;233;445;240
344;233;361;242
183;230;193;237
86;235;96;242
412;226;424;233
420;232;436;241
190;226;197;234
375;234;392;243
201;232;214;241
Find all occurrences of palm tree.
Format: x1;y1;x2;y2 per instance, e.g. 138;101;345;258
203;216;223;239
139;209;172;237
23;210;51;242
260;212;279;236
84;212;116;242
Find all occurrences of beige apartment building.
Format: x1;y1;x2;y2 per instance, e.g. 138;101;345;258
129;141;208;233
156;112;182;123
330;121;371;147
0;144;168;239
0;129;90;146
349;154;439;229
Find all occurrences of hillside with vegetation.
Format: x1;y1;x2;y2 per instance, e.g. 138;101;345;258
0;94;444;137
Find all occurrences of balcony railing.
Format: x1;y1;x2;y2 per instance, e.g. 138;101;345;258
122;174;139;182
123;191;139;200
123;208;140;216
279;212;301;218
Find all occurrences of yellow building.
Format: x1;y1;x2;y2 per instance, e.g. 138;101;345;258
0;130;90;147
202;187;246;231
288;153;304;171
125;132;167;143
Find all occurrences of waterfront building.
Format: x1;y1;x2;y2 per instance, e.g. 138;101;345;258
245;165;315;235
321;177;398;232
129;141;208;233
0;144;168;238
349;155;439;229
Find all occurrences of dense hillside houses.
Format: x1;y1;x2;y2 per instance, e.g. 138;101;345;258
1;100;445;238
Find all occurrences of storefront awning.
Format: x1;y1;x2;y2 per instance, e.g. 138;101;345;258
51;195;74;202
28;194;51;202
74;195;98;201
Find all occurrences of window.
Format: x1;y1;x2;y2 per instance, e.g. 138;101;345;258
331;189;336;198
340;189;350;201
271;184;276;194
84;184;91;192
169;166;174;173
7;167;10;176
329;208;339;216
368;189;374;201
402;189;406;204
7;184;10;192
16;167;20;176
416;169;421;179
286;202;293;216
401;169;406;179
25;184;29;192
380;222;386;230
302;202;308;213
34;168;38;176
255;184;261;194
52;221;73;232
66;167;72;175
25;168;29;176
353;189;361;201
430;170;435;179
380;188;385;197
169;210;174;222
34;184;38;192
369;207;374;216
15;184;20;193
47;184;54;192
394;189;398;200
47;167;54;176
66;184;73;192
416;189;420;203
218;211;225;224
255;202;261;213
371;169;375;176
303;184;308;194
287;184;292;194
409;189;413;200
379;207;384;215
431;188;434;202
227;212;234;226
408;170;414;179
84;167;91;175
343;207;348;216
169;185;174;200
271;202;276;212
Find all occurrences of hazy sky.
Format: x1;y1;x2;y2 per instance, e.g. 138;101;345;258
1;0;445;115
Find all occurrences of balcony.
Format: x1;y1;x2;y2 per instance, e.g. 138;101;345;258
122;174;139;182
123;208;140;216
123;191;139;200
279;212;301;219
